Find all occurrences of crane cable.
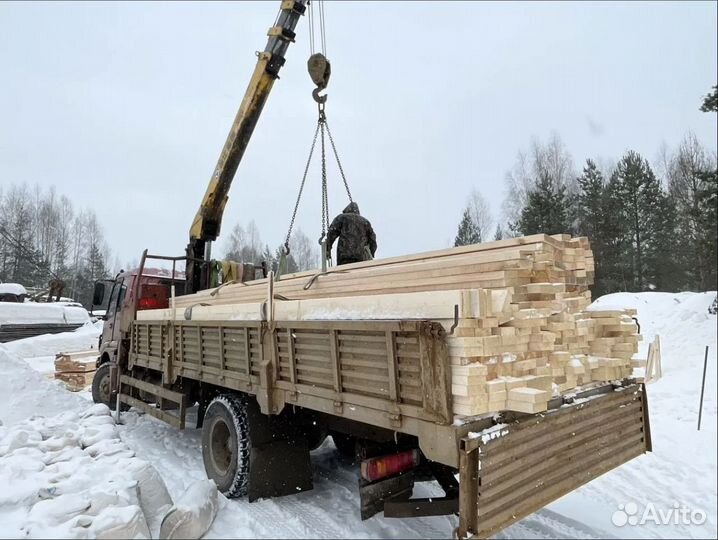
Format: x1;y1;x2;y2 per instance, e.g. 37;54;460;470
308;0;327;57
280;0;353;275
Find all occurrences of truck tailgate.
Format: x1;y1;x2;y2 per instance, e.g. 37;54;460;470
458;383;651;538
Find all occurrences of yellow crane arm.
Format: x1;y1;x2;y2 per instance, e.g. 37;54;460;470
187;0;308;293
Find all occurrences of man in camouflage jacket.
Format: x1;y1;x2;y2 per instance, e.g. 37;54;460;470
326;202;377;265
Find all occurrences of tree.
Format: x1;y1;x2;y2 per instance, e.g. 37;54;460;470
454;208;481;246
466;189;493;241
502;134;577;231
494;224;505;241
611;150;673;291
700;85;717;113
224;220;263;265
289;228;318;271
576;159;612;294
663;133;717;290
515;170;570;236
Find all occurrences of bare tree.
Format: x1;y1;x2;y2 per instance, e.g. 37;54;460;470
501;134;576;233
664;133;717;289
289;227;319;271
466;189;493;242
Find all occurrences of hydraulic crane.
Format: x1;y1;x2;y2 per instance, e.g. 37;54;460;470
185;0;310;294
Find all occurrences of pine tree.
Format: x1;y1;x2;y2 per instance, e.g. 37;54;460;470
700;85;717;113
454;208;481;247
611;150;672;291
576;159;609;294
516;171;570;235
696;168;718;289
494;224;504;241
599;176;629;294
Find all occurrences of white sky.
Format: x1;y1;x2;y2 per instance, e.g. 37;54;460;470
1;1;716;266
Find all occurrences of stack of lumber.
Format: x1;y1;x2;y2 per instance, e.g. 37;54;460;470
0;323;84;343
140;234;643;419
54;350;97;391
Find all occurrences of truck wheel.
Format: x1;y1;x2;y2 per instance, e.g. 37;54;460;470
91;363;128;411
201;394;250;498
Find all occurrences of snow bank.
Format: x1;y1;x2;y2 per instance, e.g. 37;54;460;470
0;302;90;325
0;282;27;296
3;322;101;361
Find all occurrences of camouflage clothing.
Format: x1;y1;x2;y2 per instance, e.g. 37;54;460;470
326;202;377;265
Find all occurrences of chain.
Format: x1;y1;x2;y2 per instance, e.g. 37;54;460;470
320;111;329;241
284;120;321;253
324;118;352;202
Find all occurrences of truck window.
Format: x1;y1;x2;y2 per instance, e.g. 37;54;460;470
106;280;125;318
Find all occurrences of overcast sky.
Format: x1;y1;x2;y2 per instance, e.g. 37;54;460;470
1;1;716;267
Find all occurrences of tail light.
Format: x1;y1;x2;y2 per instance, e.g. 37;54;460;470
360;449;420;482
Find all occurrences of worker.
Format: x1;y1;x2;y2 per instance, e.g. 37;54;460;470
326;202;377;265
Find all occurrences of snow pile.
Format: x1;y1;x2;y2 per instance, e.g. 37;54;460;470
0;282;28;296
0;302;90;326
0;402;154;538
3;322;101;363
0;345;221;540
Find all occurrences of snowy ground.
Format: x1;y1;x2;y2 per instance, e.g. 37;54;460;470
0;292;716;539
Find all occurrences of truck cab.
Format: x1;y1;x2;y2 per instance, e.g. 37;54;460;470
91;267;185;406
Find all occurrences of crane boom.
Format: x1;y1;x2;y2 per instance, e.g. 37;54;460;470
186;0;308;294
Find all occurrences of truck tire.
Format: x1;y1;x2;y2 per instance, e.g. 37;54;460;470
91;363;128;411
201;394;250;498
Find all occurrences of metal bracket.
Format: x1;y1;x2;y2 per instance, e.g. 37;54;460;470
388;413;402;428
333;400;343;414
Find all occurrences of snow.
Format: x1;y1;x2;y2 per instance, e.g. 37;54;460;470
3;322;102;361
0;302;91;326
0;282;28;296
0;291;715;539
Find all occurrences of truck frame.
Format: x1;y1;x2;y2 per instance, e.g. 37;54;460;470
92;251;652;538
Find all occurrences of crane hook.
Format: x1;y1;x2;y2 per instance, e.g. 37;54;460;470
308;53;331;104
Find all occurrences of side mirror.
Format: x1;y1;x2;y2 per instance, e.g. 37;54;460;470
92;282;106;307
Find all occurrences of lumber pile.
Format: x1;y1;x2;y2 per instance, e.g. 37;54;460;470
54;350;97;391
140;234;643;419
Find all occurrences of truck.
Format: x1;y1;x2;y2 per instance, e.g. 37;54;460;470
91;2;652;537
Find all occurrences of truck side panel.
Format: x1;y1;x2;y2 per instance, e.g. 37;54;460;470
128;319;453;433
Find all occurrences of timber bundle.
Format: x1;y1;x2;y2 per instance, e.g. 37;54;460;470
54;350;97;391
141;234;643;418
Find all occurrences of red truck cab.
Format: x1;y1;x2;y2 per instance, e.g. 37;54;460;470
91;267;185;405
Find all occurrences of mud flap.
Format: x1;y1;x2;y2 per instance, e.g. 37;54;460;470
245;398;314;502
359;473;414;520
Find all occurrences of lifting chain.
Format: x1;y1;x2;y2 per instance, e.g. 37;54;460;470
279;0;352;276
282;102;352;255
